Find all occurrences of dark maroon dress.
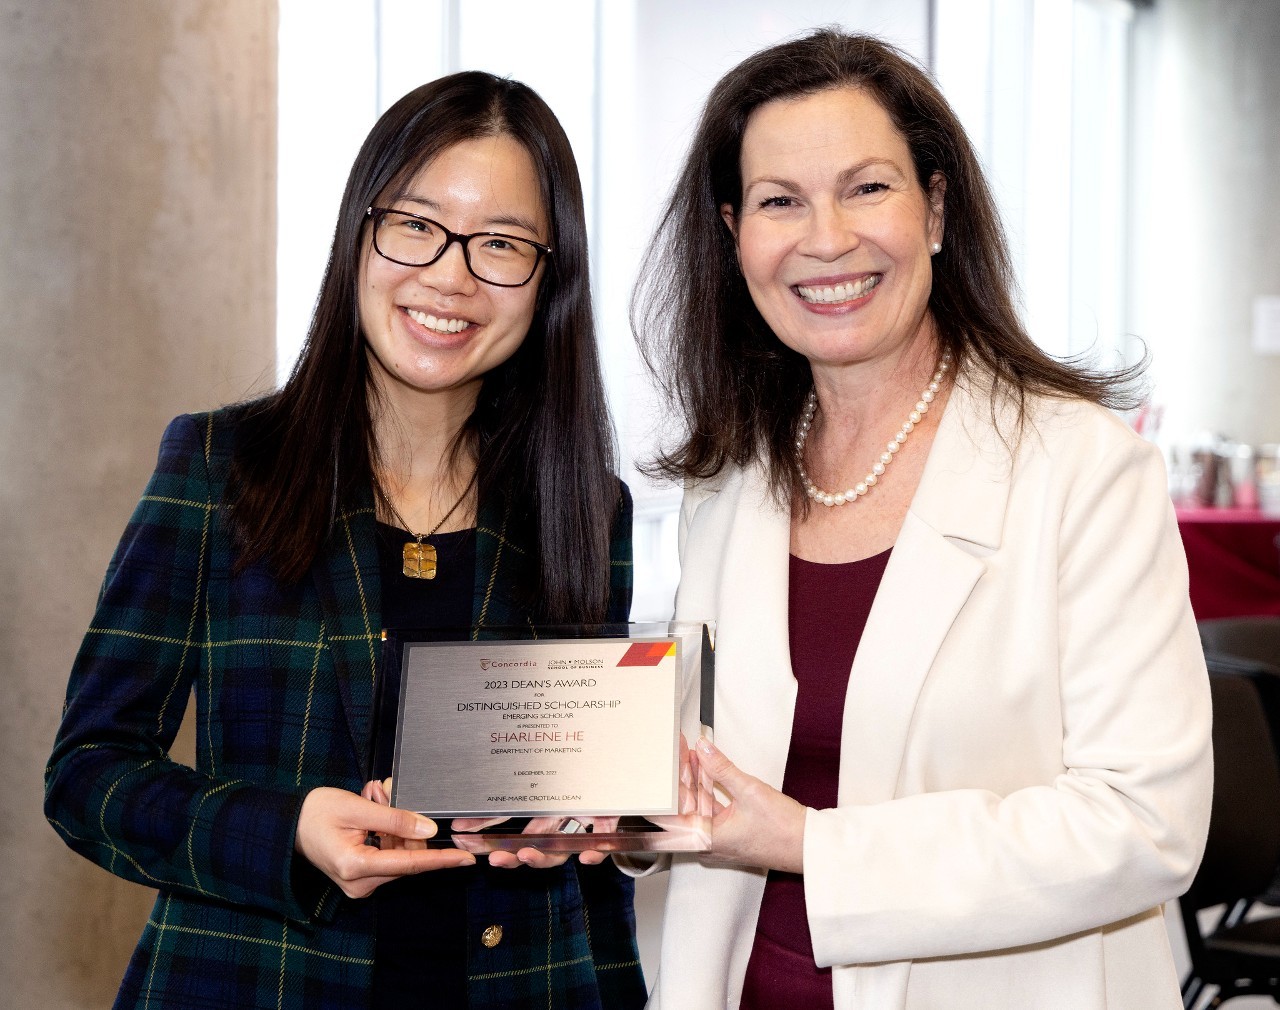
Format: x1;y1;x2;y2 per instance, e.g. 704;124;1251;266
739;549;891;1010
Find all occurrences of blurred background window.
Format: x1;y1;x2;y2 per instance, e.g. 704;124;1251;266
279;0;1138;620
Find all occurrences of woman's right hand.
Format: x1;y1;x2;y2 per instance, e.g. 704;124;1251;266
295;786;476;899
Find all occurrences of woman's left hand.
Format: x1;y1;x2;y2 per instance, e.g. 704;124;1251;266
695;738;807;873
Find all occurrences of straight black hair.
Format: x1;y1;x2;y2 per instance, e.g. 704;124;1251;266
229;71;619;622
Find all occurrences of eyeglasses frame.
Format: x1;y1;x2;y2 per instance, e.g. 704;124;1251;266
365;206;553;288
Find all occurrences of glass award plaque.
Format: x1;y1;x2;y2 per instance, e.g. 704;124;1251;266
372;621;714;853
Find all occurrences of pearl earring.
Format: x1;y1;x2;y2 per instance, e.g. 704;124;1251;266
930;241;942;255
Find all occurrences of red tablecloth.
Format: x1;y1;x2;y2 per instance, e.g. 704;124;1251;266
1175;507;1280;619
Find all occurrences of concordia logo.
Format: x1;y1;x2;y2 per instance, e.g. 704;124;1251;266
616;641;676;667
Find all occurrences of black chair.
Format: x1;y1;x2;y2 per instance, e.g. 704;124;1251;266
1199;616;1280;909
1178;669;1280;1008
1199;617;1280;675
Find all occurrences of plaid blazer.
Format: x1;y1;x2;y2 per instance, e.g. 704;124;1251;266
44;407;645;1010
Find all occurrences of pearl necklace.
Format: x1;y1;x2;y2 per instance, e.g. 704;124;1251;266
797;351;952;507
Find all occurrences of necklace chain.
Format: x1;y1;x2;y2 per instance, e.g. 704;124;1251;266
379;471;477;579
797;351;952;507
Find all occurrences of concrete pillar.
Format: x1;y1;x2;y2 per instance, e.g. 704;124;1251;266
0;2;277;1005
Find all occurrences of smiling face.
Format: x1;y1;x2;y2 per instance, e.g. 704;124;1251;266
358;133;548;413
724;86;945;377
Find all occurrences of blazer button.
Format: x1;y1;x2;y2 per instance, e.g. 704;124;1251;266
481;924;503;948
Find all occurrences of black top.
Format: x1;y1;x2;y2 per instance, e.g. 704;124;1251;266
372;522;478;1003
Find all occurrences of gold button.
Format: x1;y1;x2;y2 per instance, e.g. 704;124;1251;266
481;924;503;948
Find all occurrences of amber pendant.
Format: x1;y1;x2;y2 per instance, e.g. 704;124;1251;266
402;540;438;579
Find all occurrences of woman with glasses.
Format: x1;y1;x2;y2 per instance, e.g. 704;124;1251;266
44;72;644;1010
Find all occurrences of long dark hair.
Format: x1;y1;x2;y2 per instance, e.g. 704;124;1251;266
229;71;619;622
633;29;1143;499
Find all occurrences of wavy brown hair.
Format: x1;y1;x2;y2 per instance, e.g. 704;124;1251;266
633;29;1143;500
228;72;619;622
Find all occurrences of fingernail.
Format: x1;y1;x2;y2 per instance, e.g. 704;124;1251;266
454;855;476;867
696;738;714;755
412;816;438;839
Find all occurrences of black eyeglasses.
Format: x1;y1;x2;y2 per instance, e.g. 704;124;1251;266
365;206;552;287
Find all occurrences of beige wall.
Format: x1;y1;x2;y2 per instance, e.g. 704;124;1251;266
1130;0;1280;447
0;2;277;1005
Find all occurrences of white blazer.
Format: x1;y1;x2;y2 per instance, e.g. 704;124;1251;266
645;378;1212;1010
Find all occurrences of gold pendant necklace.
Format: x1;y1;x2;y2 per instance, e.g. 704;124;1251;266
380;472;476;580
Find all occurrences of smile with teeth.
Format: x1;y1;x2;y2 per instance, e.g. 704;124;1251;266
406;307;470;334
795;274;881;305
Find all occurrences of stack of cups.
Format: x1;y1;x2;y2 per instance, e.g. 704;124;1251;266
1258;444;1280;517
1223;443;1258;509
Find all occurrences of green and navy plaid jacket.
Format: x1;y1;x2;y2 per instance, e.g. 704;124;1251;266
44;407;645;1010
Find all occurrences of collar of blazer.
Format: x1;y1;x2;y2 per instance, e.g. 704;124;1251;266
906;368;1017;552
842;371;1015;802
310;483;525;774
682;367;1019;803
310;482;384;774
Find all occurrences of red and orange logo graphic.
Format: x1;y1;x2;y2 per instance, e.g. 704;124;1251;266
616;641;676;666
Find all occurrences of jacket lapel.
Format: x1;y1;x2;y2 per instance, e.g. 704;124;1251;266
312;490;530;772
697;377;1016;796
838;376;1015;803
691;468;799;789
472;495;533;632
311;491;382;772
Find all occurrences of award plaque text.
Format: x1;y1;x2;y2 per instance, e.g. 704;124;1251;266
383;622;714;852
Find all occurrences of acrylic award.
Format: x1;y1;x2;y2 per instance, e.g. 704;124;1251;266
371;621;714;853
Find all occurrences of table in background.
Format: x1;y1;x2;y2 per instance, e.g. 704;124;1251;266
1175;507;1280;620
